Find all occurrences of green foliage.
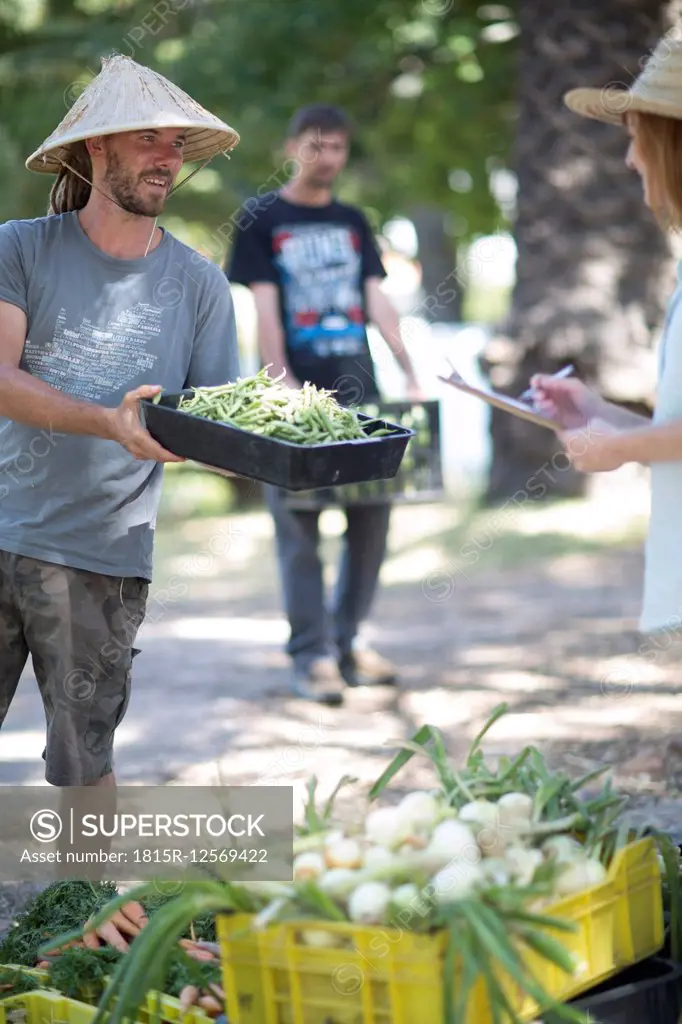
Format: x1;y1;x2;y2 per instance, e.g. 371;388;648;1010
0;881;119;967
48;946;121;1002
0;968;41;997
0;881;221;1003
0;0;517;254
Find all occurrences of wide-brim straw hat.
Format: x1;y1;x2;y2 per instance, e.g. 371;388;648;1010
564;34;682;127
26;53;240;173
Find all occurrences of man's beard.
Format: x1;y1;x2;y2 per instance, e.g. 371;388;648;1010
103;149;170;217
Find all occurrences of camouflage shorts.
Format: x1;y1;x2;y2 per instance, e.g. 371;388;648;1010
0;551;149;785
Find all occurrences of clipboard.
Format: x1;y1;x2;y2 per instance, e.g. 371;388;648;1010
437;360;560;432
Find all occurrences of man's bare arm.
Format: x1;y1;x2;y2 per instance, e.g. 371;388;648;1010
364;277;421;396
0;301;117;437
0;300;182;462
250;283;301;387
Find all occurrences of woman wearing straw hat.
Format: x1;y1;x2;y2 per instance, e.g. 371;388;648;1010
531;32;682;640
0;55;240;787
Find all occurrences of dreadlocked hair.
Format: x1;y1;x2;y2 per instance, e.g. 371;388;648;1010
48;142;92;215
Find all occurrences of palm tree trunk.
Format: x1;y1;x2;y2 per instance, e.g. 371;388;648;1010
481;0;677;505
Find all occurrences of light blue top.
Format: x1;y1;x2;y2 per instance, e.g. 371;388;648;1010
0;212;240;580
640;260;682;633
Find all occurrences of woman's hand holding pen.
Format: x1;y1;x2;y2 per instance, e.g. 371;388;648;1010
530;373;627;473
528;372;605;430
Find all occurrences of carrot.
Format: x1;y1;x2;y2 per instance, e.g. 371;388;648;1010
95;921;130;953
82;926;101;950
197;995;222;1016
44;938;85;955
37;961;51;969
179;939;216;960
184;948;215;962
179;985;199;1011
106;910;141;937
121;901;148;928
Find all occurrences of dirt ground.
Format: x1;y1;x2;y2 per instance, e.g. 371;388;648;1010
3;464;681;842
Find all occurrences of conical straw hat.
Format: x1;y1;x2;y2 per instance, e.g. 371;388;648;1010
26;53;240;173
564;34;682;127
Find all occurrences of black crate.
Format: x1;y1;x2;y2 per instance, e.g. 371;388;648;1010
280;400;444;509
140;391;414;492
544;958;682;1024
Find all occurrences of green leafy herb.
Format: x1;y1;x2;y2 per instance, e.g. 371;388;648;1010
0;968;41;997
0;881;119;966
48;946;122;1002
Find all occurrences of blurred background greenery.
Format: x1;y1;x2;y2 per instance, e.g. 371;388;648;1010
2;0;680;510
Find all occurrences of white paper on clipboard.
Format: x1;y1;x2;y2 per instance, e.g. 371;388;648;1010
437;362;560;432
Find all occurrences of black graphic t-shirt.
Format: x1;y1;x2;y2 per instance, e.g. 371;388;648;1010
227;192;386;401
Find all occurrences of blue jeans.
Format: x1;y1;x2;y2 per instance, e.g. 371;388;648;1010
264;486;392;672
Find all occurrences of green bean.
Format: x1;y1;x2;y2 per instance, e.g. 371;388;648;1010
171;366;395;446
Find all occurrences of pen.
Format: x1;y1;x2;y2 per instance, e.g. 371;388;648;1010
519;364;575;403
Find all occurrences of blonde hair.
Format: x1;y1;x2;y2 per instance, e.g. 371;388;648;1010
631;111;682;230
48;141;92;215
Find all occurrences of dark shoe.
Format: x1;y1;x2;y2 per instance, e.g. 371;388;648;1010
339;648;398;688
292;657;345;706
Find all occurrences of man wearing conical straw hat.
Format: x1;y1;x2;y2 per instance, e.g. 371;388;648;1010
0;55;240;788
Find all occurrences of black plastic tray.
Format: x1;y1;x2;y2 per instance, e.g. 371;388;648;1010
280;399;444;508
141;391;415;491
543;957;682;1024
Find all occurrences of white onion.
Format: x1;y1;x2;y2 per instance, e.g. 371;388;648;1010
318;867;358;897
325;837;363;870
555;858;607;896
504;845;543;886
292;852;325;882
397;790;439;829
584;859;607;886
481;857;513;886
476;825;513;859
323;829;346;849
497;792;534;826
425;820;478;864
390;883;419;910
542;836;583;863
348;882;392;924
363;846;394;870
432;861;485;904
458;800;499;827
364;806;408;848
458;800;514;858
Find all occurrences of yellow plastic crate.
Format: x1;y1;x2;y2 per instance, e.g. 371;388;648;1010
0;983;213;1024
611;836;665;965
217;837;664;1024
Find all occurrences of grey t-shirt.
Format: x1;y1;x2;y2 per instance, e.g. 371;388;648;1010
0;211;240;581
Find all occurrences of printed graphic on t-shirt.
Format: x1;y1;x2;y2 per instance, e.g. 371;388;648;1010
273;223;366;358
23;303;161;401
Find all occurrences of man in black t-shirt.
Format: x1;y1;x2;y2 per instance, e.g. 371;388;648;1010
227;104;421;706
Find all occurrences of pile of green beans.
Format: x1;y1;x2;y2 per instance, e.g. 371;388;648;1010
166;367;393;445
